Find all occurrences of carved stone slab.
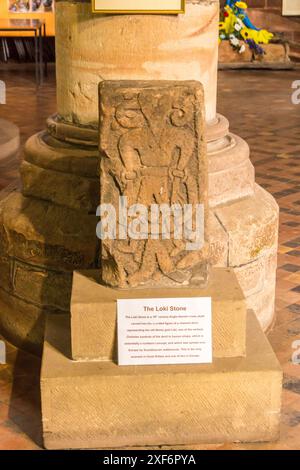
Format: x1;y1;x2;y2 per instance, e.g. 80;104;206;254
99;81;209;288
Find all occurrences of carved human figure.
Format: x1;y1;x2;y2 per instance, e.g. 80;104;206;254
99;81;209;288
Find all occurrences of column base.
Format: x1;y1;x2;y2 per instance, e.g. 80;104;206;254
0;113;279;353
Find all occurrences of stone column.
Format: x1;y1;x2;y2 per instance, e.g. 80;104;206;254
0;0;279;354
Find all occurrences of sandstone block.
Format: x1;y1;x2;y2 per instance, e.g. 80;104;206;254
209;159;254;207
21;160;99;212
41;310;282;449
0;255;72;312
24;131;98;178
219;41;289;65
0;191;98;271
208;134;250;173
215;184;279;267
256;43;290;64
13;260;72;311
219;40;253;63
208;211;227;267
71;268;246;361
99;80;209;289
0;255;11;290
246;283;276;332
0;286;47;355
233;250;278;299
208;133;255;206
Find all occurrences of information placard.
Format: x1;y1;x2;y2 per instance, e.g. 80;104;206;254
117;297;212;366
93;0;185;14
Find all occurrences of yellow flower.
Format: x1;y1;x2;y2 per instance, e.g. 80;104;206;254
236;1;248;9
257;29;274;44
240;27;273;44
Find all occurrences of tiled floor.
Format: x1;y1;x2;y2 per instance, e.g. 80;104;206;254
0;67;300;450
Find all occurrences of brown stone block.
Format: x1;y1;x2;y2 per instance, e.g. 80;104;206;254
255;43;290;63
209;159;255;207
13;260;72;312
246;283;276;331
265;251;278;284
24;131;99;178
0;286;47;355
46;116;98;147
21;161;99;212
234;259;265;298
208;134;250;173
219;41;253;64
215;185;279;267
71;267;246;361
0;213;9;257
0;191;98;271
41;311;282;449
0;256;11;292
208;133;255;206
208;211;228;267
99;80;209;289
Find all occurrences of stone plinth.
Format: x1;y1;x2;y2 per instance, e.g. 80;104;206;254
71;268;246;361
41;311;282;449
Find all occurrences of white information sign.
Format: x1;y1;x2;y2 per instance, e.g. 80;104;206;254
117;297;212;366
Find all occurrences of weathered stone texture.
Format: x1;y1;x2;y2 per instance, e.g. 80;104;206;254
55;1;219;126
21;161;99;212
24;131;99;178
13;261;72;311
99;80;209;289
41;311;282;449
71;268;246;361
0;189;99;353
215;184;279;267
219;41;290;65
0;287;46;354
0;192;98;270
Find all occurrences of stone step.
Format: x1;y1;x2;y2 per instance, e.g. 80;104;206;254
71;268;247;361
41;310;282;449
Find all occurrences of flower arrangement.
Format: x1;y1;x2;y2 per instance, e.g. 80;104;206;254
219;1;274;56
